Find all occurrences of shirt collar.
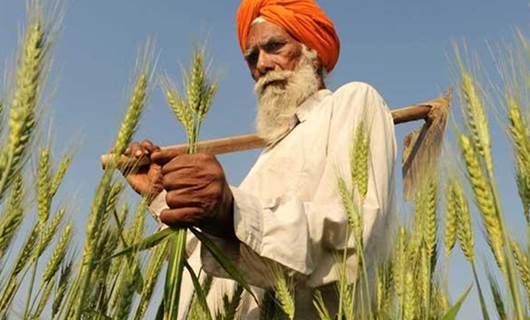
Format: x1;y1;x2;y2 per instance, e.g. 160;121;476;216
295;89;332;123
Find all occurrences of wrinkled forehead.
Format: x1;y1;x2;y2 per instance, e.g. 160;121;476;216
246;19;299;50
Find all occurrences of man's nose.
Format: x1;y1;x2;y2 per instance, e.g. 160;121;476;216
256;50;276;76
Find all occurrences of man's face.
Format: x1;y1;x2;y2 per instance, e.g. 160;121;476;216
244;20;304;81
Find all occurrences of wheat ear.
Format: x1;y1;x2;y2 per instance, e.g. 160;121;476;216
0;13;49;198
453;181;475;262
444;180;458;257
42;224;72;283
507;95;530;222
459;135;504;270
509;241;530;304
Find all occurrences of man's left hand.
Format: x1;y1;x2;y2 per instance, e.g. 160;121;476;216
154;152;235;239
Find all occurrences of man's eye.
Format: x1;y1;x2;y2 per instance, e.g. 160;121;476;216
265;41;285;52
246;52;258;66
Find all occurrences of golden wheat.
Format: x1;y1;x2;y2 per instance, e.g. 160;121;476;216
459;135;505;270
444;180;458;256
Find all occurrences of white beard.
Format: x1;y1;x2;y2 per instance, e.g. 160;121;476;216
254;48;321;146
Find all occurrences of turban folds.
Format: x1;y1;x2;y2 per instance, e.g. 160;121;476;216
237;0;340;72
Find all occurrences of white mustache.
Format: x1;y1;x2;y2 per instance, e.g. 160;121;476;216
254;70;294;96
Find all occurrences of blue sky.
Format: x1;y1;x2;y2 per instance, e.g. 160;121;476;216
0;0;528;318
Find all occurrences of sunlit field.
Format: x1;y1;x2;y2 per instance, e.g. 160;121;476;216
0;2;529;319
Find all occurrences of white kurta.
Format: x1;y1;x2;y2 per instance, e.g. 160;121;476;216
149;82;397;319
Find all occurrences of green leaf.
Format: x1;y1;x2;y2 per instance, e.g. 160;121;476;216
96;227;173;263
184;260;213;320
441;285;472;320
190;228;257;302
164;230;187;319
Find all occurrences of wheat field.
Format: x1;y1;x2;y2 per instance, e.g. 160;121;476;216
0;2;529;319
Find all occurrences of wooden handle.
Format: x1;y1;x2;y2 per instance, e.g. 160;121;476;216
101;97;437;169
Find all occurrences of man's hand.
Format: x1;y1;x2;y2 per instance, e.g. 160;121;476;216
154;152;235;239
120;140;164;202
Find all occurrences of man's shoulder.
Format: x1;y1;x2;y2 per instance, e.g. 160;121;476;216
329;81;389;116
332;81;384;101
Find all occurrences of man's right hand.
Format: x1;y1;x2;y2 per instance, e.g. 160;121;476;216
120;140;164;202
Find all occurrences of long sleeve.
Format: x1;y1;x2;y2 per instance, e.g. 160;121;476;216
201;83;397;288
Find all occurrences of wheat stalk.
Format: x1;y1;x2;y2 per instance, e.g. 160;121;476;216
33;278;55;318
134;240;168;320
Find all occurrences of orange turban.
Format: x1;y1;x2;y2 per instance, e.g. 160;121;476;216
237;0;340;73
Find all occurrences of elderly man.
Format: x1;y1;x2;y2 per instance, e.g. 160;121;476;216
123;0;397;318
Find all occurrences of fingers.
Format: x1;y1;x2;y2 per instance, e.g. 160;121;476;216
151;148;187;165
160;207;204;227
162;174;207;190
161;153;216;175
141;139;160;153
123;139;159;157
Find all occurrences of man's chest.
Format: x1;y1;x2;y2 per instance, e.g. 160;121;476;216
239;104;333;202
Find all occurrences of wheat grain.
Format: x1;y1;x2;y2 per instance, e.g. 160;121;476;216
403;270;416;320
73;169;114;318
444;180;458;256
393;227;407;300
42;224;72;283
272;266;295;319
37;148;51;227
509;241;530;302
36;208;65;258
163;87;194;139
115;267;137;320
187;49;205;115
0;278;17;313
338;177;362;244
350;122;369;199
453;181;475;262
50;154;72;197
460;68;493;176
199;82;217;122
52;261;72;318
0;14;48;197
459;135;505;270
0;175;25;256
507;96;530;222
420;244;431;316
423;177;438;259
13;225;38;275
113;72;149;156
